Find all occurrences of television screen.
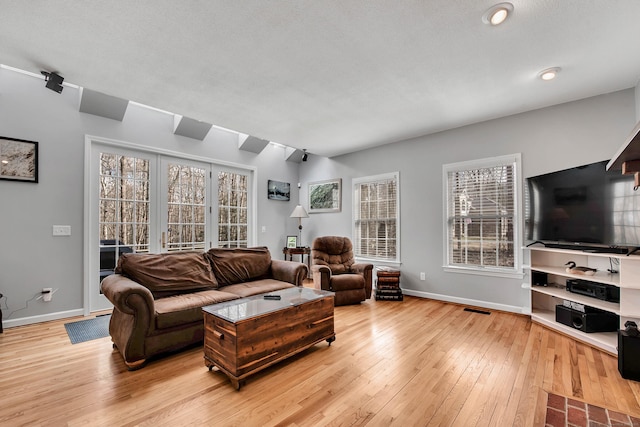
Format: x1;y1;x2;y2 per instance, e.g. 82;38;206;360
526;160;640;250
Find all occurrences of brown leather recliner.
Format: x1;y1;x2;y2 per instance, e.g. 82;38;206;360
311;236;373;306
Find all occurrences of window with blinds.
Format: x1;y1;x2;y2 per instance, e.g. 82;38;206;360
444;154;521;273
353;172;400;262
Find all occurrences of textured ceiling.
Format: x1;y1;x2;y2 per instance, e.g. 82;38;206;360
1;1;640;157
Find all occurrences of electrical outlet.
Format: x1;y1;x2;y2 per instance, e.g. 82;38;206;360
42;287;53;302
420;272;426;281
52;225;71;236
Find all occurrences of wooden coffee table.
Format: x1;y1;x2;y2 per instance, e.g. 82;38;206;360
202;287;335;389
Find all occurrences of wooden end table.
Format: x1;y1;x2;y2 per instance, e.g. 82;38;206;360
283;246;311;277
202;287;335;390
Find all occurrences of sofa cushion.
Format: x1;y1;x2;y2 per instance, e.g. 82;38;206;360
221;279;295;298
154;289;240;329
116;251;218;297
206;247;272;287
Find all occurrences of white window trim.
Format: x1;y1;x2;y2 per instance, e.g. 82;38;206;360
352;171;401;263
442;153;523;279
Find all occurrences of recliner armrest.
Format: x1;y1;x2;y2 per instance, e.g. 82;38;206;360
270;259;308;286
350;263;374;299
312;265;332;291
350;263;373;274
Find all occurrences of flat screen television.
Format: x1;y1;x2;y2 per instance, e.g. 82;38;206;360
525;160;640;253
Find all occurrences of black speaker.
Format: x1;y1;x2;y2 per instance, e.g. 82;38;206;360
555;304;619;333
619;330;640;381
41;71;64;93
532;271;548;286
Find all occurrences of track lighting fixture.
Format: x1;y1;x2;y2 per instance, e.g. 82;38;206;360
302;149;308;162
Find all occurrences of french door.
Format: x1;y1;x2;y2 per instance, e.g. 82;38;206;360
160;158;210;252
86;138;253;312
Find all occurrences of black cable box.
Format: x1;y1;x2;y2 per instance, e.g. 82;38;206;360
566;279;620;303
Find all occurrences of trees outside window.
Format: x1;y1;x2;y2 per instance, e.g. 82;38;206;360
444;154;521;275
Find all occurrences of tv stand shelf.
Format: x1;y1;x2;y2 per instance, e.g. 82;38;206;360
525;246;640;356
529;283;620;314
530;308;618;353
529;265;619;287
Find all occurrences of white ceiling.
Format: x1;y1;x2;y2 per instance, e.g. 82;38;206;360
1;1;640;157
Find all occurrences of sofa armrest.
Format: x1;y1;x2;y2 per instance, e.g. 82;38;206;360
100;274;156;368
270;259;308;286
101;274;155;317
311;264;332;292
351;263;374;299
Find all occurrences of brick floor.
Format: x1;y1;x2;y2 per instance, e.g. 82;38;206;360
545;393;640;427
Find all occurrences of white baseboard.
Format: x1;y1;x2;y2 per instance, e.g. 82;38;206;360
2;309;84;329
401;289;526;315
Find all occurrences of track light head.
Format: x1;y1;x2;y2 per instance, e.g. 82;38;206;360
302;149;308;162
41;71;64;93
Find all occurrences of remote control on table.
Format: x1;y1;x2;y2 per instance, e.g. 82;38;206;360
263;295;281;300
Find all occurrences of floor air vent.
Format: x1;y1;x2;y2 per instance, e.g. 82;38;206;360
464;307;491;315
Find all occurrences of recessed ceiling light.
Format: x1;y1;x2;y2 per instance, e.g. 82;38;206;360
539;67;561;81
482;3;514;26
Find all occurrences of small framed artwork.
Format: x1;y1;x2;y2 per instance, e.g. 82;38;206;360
268;180;291;201
286;235;298;248
308;178;341;213
0;136;38;183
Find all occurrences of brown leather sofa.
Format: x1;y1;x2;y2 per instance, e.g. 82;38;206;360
100;247;307;370
311;236;373;306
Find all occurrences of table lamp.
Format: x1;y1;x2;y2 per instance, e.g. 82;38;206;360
290;205;309;247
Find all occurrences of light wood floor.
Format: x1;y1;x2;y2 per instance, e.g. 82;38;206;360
1;295;639;426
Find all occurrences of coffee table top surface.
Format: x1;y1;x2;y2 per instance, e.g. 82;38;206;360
202;287;334;323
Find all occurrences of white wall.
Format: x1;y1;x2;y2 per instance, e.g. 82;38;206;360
2;66;638;327
636;81;640;122
0;69;302;326
300;89;637;313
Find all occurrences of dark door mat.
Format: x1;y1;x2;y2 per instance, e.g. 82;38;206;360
64;314;111;344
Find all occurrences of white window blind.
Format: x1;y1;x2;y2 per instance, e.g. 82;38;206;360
353;172;400;262
444;154;521;273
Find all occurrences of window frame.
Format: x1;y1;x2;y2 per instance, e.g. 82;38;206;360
442;153;523;279
352;171;401;265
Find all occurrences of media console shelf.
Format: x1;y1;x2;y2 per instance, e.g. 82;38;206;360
525;246;640;355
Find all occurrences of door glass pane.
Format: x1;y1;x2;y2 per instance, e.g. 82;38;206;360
166;163;207;251
99;153;150;281
218;171;248;248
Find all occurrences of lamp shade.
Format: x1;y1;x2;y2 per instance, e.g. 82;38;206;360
290;205;309;218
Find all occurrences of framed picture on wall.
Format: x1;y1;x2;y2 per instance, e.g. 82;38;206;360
268;180;291;201
286;235;298;248
308;178;341;213
0;136;38;183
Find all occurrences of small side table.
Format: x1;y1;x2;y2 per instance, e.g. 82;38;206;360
375;268;403;301
283;247;311;277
